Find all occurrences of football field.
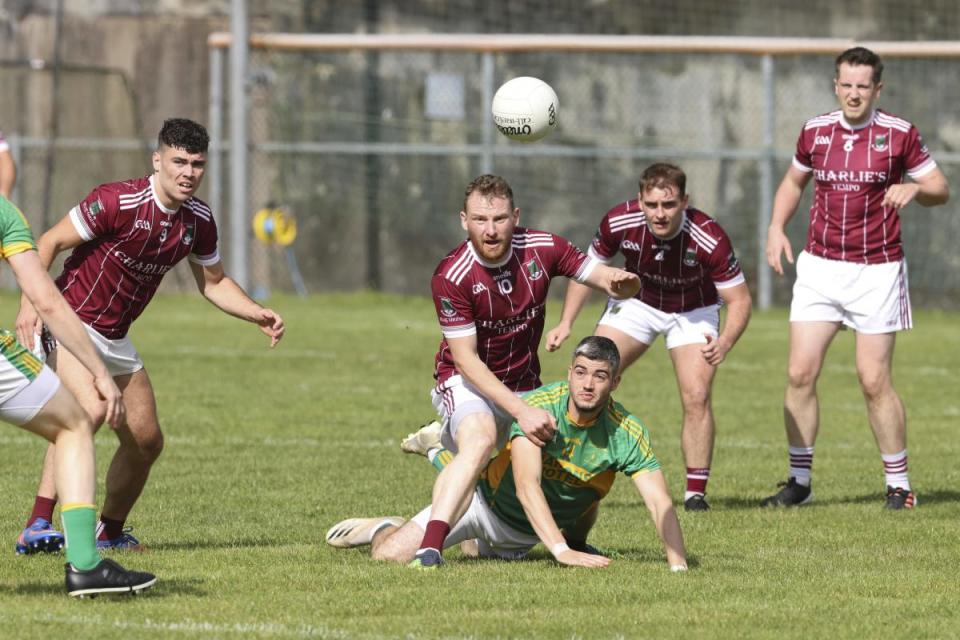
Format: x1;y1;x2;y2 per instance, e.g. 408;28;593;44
0;291;958;639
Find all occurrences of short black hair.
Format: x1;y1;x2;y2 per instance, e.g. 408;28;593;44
572;336;621;374
158;118;209;154
835;47;883;84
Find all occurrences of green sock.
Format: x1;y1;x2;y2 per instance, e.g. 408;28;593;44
429;447;454;472
61;504;101;570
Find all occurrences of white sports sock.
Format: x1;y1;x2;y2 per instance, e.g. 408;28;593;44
881;449;910;491
788;446;814;486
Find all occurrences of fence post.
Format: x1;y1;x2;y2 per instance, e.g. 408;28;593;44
758;53;775;310
208;46;224;232
229;0;250;290
481;52;495;174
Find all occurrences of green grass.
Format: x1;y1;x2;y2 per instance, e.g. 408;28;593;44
0;291;958;638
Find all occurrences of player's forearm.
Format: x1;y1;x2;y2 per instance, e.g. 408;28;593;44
201;275;265;322
556;280;594;328
515;479;567;551
717;292;752;353
455;354;529;418
653;505;687;568
0;153;15;198
769;177;804;231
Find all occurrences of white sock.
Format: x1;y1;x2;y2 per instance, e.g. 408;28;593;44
788;446;814;487
881;449;910;491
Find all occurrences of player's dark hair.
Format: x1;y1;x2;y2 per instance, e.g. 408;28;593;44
572;336;621;374
158;118;209;154
835;47;883;84
639;162;686;198
463;174;514;212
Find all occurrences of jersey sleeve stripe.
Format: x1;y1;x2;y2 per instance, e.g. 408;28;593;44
874;114;911;133
586;245;614;264
792;156;813;173
445;250;475;284
907;158;937;179
714;272;746;288
441;324;476;339
0;241;35;258
186;199;213;221
68;206;96;241
574;255;599;284
187;251;221;266
608;214;645;232
685;222;719;252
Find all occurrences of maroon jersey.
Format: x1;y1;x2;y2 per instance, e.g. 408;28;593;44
589;202;744;313
432;227;595;392
57;175;220;339
793;109;936;264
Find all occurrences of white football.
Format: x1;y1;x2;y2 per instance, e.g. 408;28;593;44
491;76;559;142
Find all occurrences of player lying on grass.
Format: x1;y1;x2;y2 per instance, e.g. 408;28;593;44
327;336;687;571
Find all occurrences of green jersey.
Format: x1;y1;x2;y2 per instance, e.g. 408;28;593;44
478;380;660;536
0;196;36;260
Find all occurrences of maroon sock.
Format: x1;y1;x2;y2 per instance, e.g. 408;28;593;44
417;520;450;554
98;516;125;541
26;496;58;528
686;467;711;495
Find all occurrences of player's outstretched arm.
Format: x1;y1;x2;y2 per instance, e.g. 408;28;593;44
447;335;556;446
512;436;609;568
583;263;640;301
766;166;811;276
15;215;85;350
545;280;595;352
631;469;687;571
8;250;125;428
189;261;285;347
701;282;752;366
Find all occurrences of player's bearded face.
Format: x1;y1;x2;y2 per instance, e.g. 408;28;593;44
835;63;881;126
153;145;207;208
567;357;619;416
640;185;688;240
460;194;519;263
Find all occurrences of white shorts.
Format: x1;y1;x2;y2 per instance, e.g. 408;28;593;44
597;297;719;349
411;488;540;560
430;375;523;453
790;251;912;333
38;324;144;377
0;365;61;426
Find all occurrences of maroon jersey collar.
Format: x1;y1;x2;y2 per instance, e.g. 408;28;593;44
149;175;179;214
838;109;877;132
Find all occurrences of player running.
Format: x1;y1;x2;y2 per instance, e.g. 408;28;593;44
328;336;687;571
545;162;751;511
14;118;285;553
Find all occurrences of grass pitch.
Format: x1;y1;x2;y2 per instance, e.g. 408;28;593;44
0;291;958;639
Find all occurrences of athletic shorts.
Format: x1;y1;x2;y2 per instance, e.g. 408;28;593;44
0;362;61;426
790;251;912;334
597;297;719;349
411;487;540;560
36;323;144;377
430;375;525;453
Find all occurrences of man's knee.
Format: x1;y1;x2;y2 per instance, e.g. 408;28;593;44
786;361;820;390
454;416;498;461
121;425;164;464
857;367;893;400
680;385;712;415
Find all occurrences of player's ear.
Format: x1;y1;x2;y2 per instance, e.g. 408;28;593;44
512;207;520;224
610;374;621;392
459;210;468;231
152;150;161;173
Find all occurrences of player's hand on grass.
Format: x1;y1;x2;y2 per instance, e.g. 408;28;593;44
516;405;556;447
556;548;610;568
765;226;793;276
700;334;728;366
255;308;285;347
15;302;42;351
608;269;640;300
93;375;126;429
545;322;571;352
881;182;921;210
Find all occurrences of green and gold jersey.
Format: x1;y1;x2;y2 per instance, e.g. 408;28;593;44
478;380;660;536
0;196;37;259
